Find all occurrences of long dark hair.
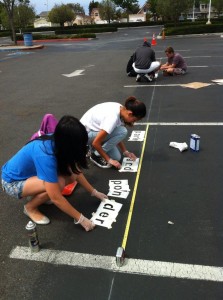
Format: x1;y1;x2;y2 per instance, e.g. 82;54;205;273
54;115;88;175
125;96;146;119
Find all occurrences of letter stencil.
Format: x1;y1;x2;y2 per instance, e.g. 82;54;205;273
91;199;123;229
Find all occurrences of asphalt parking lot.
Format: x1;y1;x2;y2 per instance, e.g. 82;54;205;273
0;27;223;299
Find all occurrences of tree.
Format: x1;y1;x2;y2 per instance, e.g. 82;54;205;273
48;4;75;27
156;0;193;24
0;0;34;31
212;0;223;17
89;1;100;15
67;3;85;15
16;2;35;30
99;0;116;23
147;0;158;21
0;0;17;44
113;0;139;21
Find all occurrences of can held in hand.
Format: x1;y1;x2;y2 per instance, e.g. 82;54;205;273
25;221;40;252
190;134;200;152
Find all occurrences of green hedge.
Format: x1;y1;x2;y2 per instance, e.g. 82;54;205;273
55;27;117;34
0;31;12;37
165;23;223;35
22;23;117;33
165;19;223;28
2;19;223;39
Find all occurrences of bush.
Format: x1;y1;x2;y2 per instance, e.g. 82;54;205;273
165;23;223;35
55;27;117;34
16;33;96;40
0;31;11;37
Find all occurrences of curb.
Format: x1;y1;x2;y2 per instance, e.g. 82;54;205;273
0;44;44;52
0;37;93;51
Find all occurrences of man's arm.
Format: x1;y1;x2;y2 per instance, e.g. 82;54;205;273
160;62;169;70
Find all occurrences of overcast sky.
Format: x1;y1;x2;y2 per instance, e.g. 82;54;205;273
30;0;145;15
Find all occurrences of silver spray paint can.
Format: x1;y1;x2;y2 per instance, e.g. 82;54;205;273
190;134;200;152
25;221;40;252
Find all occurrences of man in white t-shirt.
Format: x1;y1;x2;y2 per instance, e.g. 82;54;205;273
80;96;146;169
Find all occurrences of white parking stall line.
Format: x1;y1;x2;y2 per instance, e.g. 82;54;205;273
188;66;208;67
125;84;185;88
135;122;223;126
10;246;223;282
125;83;216;88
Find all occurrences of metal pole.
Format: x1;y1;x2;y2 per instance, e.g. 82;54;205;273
206;0;212;24
192;0;195;22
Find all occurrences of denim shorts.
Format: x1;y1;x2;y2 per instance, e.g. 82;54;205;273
1;179;25;199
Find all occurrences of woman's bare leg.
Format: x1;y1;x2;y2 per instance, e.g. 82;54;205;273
21;175;76;222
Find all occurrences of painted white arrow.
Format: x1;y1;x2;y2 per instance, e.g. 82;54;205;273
212;79;223;85
62;69;85;77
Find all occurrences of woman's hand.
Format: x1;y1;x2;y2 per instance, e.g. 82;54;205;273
123;150;137;161
91;189;108;201
108;158;121;169
74;214;95;231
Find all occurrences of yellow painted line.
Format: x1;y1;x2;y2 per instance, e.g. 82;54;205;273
121;124;149;250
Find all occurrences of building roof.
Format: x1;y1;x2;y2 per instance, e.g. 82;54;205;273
38;11;49;18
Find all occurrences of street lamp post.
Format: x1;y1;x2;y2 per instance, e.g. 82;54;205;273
206;0;212;24
192;0;195;22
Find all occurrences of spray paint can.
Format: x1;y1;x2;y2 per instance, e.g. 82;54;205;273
190;134;200;152
25;221;40;253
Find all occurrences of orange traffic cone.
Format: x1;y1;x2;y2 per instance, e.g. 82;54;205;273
151;33;157;46
62;181;78;196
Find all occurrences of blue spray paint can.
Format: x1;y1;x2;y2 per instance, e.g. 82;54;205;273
190;134;200;152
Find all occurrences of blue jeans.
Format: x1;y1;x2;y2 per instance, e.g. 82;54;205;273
88;126;127;161
1;179;25;199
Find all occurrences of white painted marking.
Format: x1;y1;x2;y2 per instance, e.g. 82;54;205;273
52;44;72;46
188;66;208;68
212;79;223;84
62;69;85;77
10;246;223;282
184;56;212;58
125;83;215;88
125;84;183;88
158;56;211;59
135;122;223;126
7;52;32;56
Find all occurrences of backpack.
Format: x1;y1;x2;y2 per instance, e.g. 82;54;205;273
30;114;77;196
30;114;58;140
126;54;137;77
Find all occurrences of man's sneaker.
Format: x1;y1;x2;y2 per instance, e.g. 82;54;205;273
144;74;153;82
136;74;141;82
86;149;91;158
90;153;112;169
